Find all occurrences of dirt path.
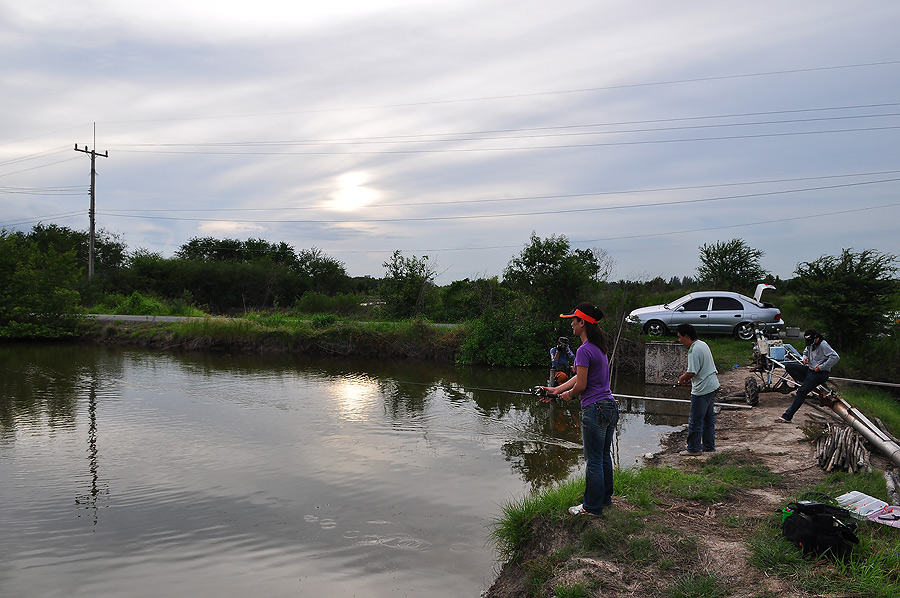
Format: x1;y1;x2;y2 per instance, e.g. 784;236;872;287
485;365;852;598
653;365;821;474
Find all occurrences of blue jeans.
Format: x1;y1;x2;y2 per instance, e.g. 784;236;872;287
782;362;830;421
581;400;619;515
687;390;717;453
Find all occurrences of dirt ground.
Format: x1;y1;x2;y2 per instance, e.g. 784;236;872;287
483;365;882;598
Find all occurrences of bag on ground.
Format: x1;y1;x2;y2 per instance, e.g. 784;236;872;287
782;500;859;559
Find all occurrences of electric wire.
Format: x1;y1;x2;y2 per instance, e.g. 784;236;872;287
0;157;82;178
109;123;900;155
313;201;900;255
114;105;900;148
94;58;900;123
0;211;86;228
97;168;900;212
96;176;900;224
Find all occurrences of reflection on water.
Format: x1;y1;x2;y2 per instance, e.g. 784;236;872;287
0;343;688;598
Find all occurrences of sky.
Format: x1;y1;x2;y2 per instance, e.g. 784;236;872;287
2;1;899;286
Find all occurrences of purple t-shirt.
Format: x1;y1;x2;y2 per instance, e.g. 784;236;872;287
574;341;613;408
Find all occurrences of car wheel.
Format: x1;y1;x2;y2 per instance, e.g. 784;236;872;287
734;322;755;341
644;321;667;336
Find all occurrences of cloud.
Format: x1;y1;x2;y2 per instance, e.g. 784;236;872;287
2;1;899;285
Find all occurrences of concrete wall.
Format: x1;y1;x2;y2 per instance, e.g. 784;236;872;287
645;341;688;385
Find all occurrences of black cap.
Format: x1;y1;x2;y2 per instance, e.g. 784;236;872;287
804;329;819;345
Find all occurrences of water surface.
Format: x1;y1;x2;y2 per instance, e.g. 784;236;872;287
0;344;688;597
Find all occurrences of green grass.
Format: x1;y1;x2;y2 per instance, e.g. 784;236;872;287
749;470;900;598
667;572;728;598
92;314;465;361
614;450;781;506
703;336;757;369
840;386;900;439
87;291;207;317
491;451;781;563
553;583;589;598
490;477;585;561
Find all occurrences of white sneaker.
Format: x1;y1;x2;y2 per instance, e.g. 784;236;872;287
568;503;587;515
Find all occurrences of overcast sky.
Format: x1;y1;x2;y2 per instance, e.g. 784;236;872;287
2;1;899;285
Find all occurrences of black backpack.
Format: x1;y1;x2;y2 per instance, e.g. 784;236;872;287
782;500;859;559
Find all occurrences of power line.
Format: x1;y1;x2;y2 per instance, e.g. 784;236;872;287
0;211;86;228
98;168;900;213
319;201;900;255
97;176;900;224
115;104;900;148
0;185;87;195
0;157;82;178
96;59;900;123
110;123;900;156
579;202;900;243
0;146;70;168
96;200;898;259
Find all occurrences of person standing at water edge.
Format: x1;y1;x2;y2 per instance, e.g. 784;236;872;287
675;323;720;457
775;329;839;423
541;302;618;516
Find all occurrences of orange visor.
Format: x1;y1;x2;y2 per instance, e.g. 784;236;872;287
559;308;597;324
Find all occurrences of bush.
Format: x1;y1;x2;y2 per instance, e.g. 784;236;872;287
457;309;555;366
294;292;365;315
0;230;82;338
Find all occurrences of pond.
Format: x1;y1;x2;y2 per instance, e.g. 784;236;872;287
0;343;690;597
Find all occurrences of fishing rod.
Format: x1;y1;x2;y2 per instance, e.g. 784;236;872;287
398;380;538;395
395;380;751;409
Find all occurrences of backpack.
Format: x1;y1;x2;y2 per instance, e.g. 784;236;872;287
782;500;859;559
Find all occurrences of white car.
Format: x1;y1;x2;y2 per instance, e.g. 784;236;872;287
627;284;784;340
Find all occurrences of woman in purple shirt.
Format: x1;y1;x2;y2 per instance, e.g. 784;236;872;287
541;302;618;516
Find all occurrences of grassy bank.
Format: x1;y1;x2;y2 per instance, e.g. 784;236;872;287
488;384;900;598
490;451;784;597
490;450;900;598
85;315;468;361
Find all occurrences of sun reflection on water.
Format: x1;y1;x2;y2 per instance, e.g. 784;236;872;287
328;376;381;422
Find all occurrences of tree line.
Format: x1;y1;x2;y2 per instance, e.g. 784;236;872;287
1;225;898;374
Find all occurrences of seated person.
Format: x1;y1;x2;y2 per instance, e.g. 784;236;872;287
777;329;840;423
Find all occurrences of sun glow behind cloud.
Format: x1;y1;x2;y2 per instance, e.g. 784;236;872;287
326;172;380;212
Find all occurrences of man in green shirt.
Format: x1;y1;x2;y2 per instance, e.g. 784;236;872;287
675;323;720;456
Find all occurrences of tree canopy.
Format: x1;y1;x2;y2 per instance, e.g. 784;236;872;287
380;250;436;318
696;238;768;292
502;232;613;318
793;248;898;348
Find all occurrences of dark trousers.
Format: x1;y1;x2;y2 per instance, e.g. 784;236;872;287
782;362;830;421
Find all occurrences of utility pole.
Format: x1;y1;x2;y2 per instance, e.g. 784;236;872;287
75;127;108;279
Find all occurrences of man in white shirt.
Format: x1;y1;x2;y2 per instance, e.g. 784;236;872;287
676;323;720;456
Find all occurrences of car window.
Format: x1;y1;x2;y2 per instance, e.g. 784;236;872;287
681;297;710;311
712;297;743;311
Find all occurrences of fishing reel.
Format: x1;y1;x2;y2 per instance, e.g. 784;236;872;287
532;386;559;403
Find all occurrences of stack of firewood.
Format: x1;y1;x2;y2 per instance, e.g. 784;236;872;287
885;469;900;505
812;421;872;473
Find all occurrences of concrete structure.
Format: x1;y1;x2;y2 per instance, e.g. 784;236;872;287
645;341;688;385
